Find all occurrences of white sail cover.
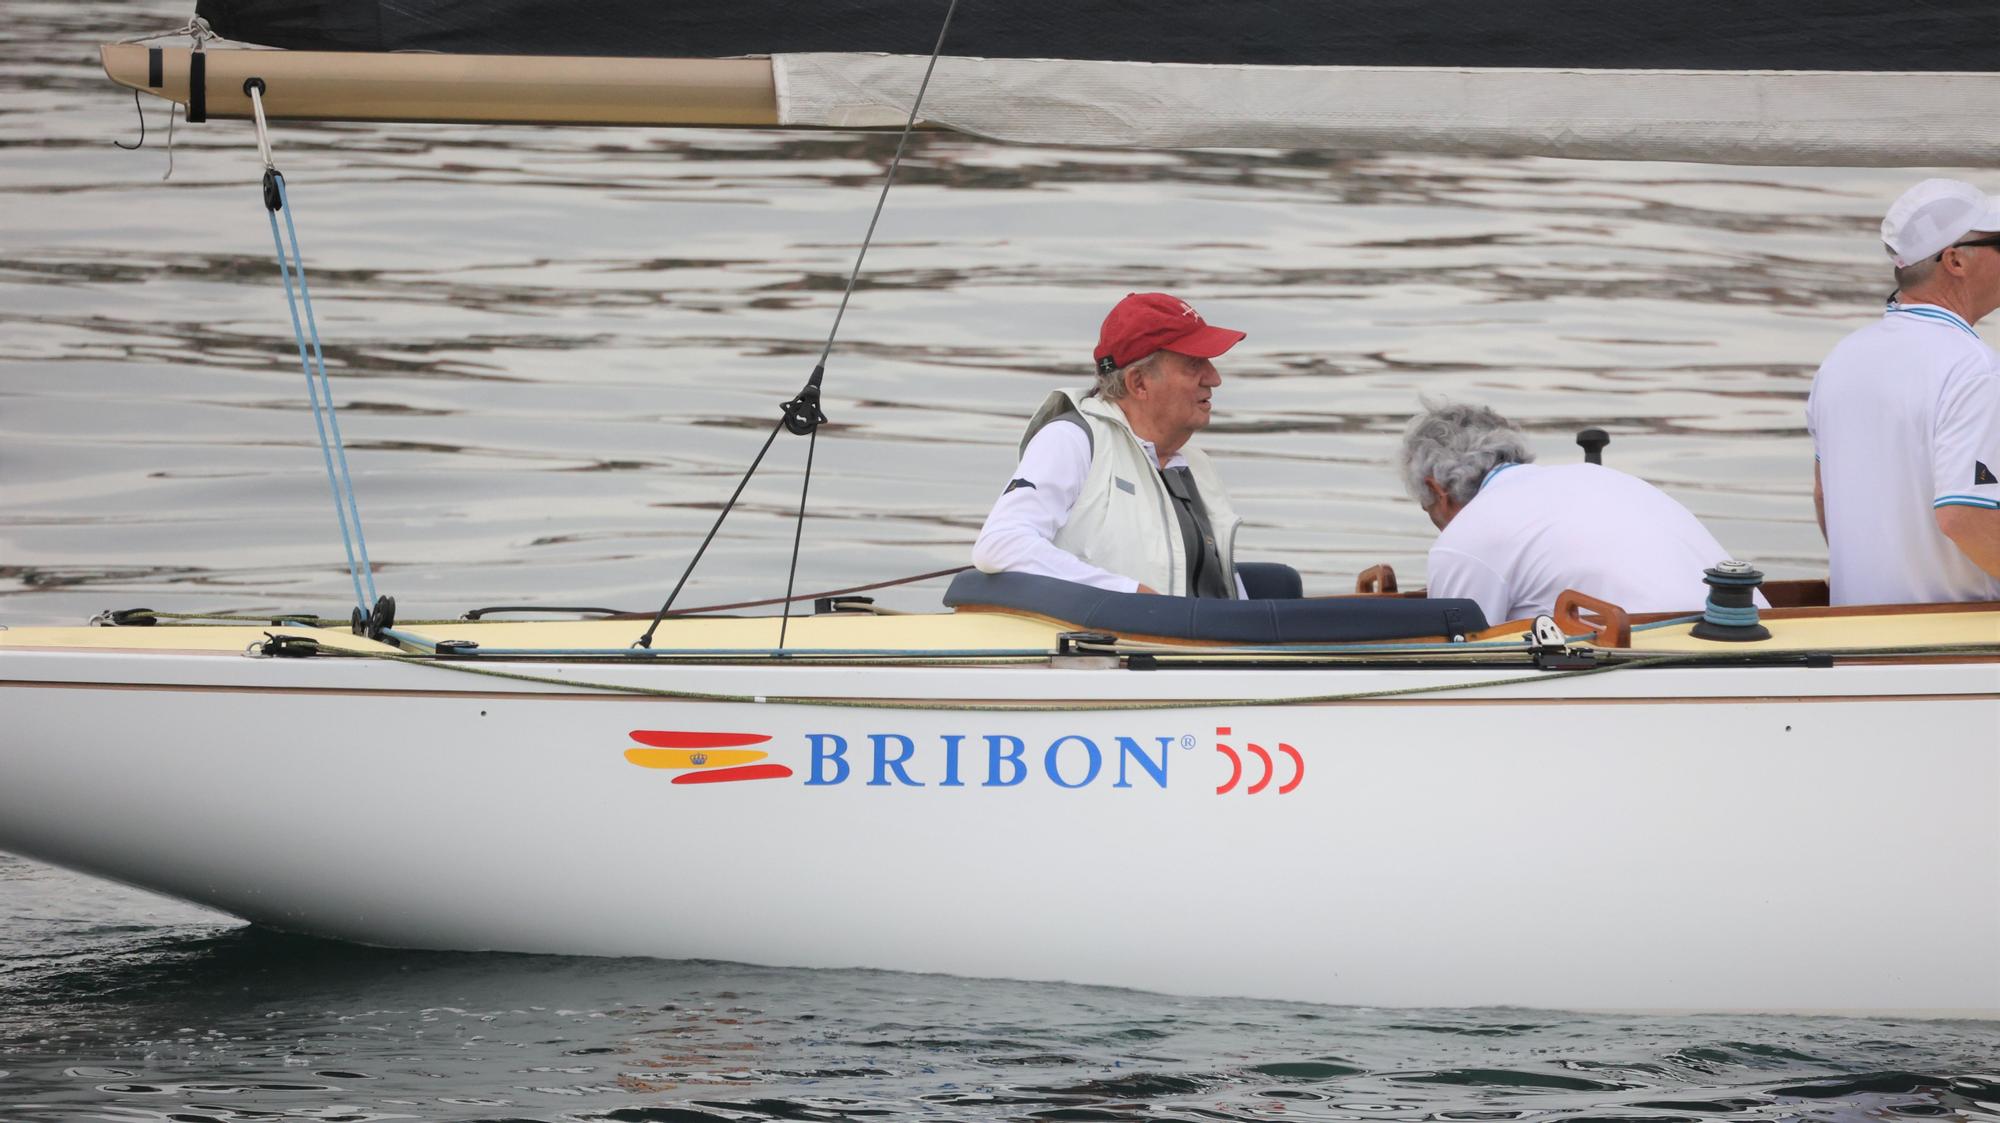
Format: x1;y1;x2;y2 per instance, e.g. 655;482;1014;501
774;53;2000;167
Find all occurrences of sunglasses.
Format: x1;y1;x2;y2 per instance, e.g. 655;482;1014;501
1935;233;2000;260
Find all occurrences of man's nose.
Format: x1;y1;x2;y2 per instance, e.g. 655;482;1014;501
1200;360;1221;385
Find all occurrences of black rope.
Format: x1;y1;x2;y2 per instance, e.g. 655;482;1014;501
776;425;820;650
114;90;146;149
635;413;792;648
809;0;962;373
633;0;961;650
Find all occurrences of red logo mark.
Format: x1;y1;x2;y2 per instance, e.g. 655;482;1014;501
631;730;772;749
1213;727;1303;795
671;764;795;785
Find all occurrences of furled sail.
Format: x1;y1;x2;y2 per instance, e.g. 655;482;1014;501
101;0;2000;166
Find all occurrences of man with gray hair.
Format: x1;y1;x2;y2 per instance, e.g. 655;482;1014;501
1400;400;1748;625
1807;177;2000;605
973;292;1247;597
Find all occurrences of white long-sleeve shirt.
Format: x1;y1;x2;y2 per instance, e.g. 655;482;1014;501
972;421;1244;597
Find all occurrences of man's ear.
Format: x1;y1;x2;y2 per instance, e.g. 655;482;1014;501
1424;477;1450;507
1123;366;1150;399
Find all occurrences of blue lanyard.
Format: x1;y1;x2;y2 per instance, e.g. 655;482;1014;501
1885;300;1979;339
1479;462;1522;492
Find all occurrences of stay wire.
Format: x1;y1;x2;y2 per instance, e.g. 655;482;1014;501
249;84;378;616
637;0;961;649
635;415;793;648
276;173;380;608
811;0;961;374
776;426;818;649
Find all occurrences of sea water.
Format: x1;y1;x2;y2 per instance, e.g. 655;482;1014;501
4;3;1998;1120
7;860;1999;1123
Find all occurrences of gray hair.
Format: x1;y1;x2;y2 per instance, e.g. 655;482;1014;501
1399;399;1536;508
1093;350;1165;401
1893;252;1937;294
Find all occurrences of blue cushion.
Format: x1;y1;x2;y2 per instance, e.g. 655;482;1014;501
944;570;1486;644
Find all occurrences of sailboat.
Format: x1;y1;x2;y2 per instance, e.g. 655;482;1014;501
2;0;1996;1015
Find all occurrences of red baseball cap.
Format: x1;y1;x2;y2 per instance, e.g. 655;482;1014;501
1093;292;1246;375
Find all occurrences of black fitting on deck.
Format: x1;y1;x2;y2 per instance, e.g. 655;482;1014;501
259;633;321;658
351;594;396;641
1056;631;1119;656
1689;561;1771;642
1576;428;1610;465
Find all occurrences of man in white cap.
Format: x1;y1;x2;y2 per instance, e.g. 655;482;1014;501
1806;178;2000;604
972;292;1248;597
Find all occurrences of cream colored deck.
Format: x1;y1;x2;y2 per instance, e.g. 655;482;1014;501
1622;609;2000;653
2;606;1994;659
0;612;1068;656
0;623;401;654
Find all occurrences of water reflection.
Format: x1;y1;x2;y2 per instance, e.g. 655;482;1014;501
3;910;1996;1123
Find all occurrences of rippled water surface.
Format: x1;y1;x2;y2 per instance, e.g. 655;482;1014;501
7;859;1999;1123
6;3;1999;1121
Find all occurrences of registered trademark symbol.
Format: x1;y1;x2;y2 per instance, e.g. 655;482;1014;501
1180;734;1196;750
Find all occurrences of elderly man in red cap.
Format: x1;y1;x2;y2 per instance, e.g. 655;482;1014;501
972;292;1248;597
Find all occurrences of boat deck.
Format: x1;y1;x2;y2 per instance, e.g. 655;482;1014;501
2;604;1995;659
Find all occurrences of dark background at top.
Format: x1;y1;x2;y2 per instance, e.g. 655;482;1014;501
196;0;1992;71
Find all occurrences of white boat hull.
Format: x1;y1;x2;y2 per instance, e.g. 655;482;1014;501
4;646;1996;1014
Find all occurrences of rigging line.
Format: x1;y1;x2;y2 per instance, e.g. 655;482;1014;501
635;0;959;651
131;563;977;626
775;425;818;650
248;83;378;614
304;644;1711;712
634;414;793;649
811;0;962;373
115;16;218;45
662;563;971;616
275;174;381;607
769;0;958;650
162;100;177;181
257;93;376;605
265;189;367;615
113;91;146;150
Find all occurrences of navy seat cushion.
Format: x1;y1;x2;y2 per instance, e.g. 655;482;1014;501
1236;561;1303;599
944;569;1487;644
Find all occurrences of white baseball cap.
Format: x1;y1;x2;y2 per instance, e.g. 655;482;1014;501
1882;178;2000;267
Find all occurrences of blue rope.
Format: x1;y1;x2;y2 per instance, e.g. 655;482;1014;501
1701;601;1762;627
1698;567;1765;630
1633;613;1702;632
264;171;377;614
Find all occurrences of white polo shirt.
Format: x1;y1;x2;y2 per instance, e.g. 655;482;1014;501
1806;301;2000;605
1427;462;1751;626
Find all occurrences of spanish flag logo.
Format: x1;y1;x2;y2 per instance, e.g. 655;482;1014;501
624;730;793;784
